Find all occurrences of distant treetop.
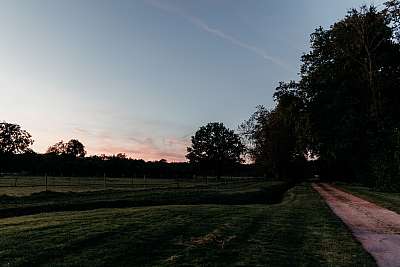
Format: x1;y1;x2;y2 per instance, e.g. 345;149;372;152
0;122;34;154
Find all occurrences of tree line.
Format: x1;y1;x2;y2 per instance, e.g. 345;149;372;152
241;1;400;190
0;121;256;178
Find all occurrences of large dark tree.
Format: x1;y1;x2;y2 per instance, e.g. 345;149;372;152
298;4;400;187
46;141;65;155
47;139;86;158
241;1;400;188
0;122;34;154
240;82;309;181
187;122;244;179
65;139;86;158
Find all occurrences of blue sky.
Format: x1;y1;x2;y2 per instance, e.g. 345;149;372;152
0;0;383;161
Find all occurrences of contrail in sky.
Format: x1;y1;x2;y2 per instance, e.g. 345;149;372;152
145;0;294;72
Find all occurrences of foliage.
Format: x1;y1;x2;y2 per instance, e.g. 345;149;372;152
0;122;34;155
46;141;65;155
243;2;400;188
298;4;400;186
187;122;245;178
240;82;309;181
47;139;86;158
0;152;260;179
0;120;257;178
385;0;400;40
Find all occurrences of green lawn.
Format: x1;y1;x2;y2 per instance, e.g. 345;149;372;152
0;184;375;267
339;184;400;214
0;181;287;216
0;176;265;196
0;176;189;196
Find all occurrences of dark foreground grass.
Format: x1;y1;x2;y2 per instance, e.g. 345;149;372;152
0;184;375;267
340;184;400;214
0;181;289;218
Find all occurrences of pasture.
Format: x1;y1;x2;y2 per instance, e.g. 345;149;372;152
0;181;376;266
0;176;254;196
0;176;177;196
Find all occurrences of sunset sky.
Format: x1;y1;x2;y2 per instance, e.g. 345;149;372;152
0;0;383;161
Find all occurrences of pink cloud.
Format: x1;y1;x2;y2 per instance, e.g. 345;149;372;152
86;133;190;162
33;122;192;162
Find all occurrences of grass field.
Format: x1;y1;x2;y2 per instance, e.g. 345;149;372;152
0;176;259;196
340;184;400;214
0;182;376;267
0;176;179;196
0;181;288;217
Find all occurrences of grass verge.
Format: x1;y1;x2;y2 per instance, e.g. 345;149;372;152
339;184;400;214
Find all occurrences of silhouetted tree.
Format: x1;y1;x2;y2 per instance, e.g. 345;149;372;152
47;139;86;158
65;139;86;158
385;0;400;40
46;141;65;155
298;4;400;187
116;153;127;159
0;122;34;154
240;82;309;181
241;1;400;188
187;122;244;179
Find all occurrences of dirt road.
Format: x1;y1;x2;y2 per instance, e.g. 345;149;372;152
313;183;400;267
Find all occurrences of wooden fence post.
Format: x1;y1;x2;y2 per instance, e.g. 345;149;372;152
45;173;48;191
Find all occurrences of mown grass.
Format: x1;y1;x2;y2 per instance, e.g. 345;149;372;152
0;181;288;218
0;177;189;196
0;184;376;267
0;176;260;196
339;184;400;214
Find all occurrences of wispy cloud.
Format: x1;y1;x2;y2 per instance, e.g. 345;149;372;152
145;0;293;72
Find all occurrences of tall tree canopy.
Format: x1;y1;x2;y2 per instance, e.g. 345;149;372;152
240;82;309;180
0;122;34;154
187;122;244;178
242;1;400;188
298;4;400;187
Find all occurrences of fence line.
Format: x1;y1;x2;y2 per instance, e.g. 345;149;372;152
0;175;266;191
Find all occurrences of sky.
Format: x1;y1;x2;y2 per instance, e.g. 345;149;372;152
0;0;384;162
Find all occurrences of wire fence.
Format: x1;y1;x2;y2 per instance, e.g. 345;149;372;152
0;175;177;189
0;174;265;196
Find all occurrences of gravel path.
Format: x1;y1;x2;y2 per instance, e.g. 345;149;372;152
313;183;400;267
